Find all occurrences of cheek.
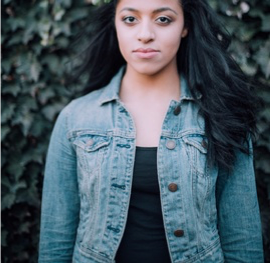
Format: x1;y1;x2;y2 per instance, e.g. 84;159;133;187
117;36;129;60
161;25;183;47
115;25;130;56
163;33;182;57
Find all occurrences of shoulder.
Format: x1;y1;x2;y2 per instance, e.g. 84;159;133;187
65;88;107;115
58;87;109;129
61;66;125;120
55;67;123;133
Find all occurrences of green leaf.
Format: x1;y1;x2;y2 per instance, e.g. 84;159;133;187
55;0;72;8
38;88;55;104
16;52;31;76
17;221;31;234
42;103;64;121
12;181;27;193
53;21;71;37
2;82;21;96
0;33;6;45
53;5;66;21
17;170;41;207
21;147;44;166
257;90;270;104
241;61;258;76
260;108;270;121
30;60;42;82
249;7;265;19
1;103;16;123
32;43;43;56
1;229;8;246
237;25;258;42
1;58;13;73
23;23;37;45
6;160;25;180
261;15;270;32
42;54;60;73
254;39;270;79
0;150;7;168
1;193;16;210
1;175;11;189
1;125;10;141
7;17;26;32
12;112;34;136
54;36;69;48
258;158;270;173
66;8;89;22
29;117;52;139
7;33;24;46
38;17;53;46
17;95;38;111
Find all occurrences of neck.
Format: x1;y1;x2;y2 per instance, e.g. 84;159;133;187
120;63;181;103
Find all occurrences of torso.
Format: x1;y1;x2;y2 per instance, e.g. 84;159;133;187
122;98;172;147
115;146;171;263
119;64;181;147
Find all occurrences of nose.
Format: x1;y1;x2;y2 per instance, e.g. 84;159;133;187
137;21;155;43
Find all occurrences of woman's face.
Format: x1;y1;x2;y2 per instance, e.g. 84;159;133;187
115;0;188;76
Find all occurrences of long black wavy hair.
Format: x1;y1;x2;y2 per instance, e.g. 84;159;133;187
73;0;259;170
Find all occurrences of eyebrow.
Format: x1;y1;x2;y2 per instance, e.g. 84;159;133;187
119;7;178;15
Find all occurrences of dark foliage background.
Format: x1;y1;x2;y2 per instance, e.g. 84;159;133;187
1;0;270;262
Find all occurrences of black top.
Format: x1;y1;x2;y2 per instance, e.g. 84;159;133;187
115;147;171;263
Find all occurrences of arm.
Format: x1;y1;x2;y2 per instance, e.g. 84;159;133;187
216;141;264;263
39;107;80;262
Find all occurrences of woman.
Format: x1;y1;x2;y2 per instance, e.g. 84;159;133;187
38;0;264;262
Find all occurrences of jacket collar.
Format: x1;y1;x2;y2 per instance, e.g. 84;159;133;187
99;67;125;105
99;66;200;106
179;75;202;101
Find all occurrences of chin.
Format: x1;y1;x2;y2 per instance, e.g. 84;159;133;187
131;63;167;76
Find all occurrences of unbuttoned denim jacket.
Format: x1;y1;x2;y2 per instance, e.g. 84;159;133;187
39;67;263;263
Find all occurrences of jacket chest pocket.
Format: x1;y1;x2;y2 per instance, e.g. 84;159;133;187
72;134;111;171
183;135;210;212
183;135;208;175
71;133;111;200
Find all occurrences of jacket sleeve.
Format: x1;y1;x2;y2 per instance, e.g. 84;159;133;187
38;106;80;262
216;141;264;263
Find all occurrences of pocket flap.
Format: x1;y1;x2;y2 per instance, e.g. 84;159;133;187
183;136;208;154
73;135;110;152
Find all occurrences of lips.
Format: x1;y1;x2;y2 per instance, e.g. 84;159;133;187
133;48;159;58
133;48;159;53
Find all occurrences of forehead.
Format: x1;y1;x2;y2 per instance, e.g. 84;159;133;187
116;0;182;11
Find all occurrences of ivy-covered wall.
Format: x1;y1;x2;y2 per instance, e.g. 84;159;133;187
1;0;270;262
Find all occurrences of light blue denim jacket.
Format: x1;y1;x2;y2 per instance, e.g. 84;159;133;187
39;67;263;263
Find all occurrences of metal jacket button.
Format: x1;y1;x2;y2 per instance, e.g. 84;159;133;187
168;183;178;192
173;105;181;116
174;229;184;237
201;139;208;149
86;139;94;146
166;140;176;150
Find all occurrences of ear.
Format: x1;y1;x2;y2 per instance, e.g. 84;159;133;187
181;28;188;38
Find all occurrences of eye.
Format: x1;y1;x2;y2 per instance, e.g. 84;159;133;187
122;16;137;24
156;16;172;24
